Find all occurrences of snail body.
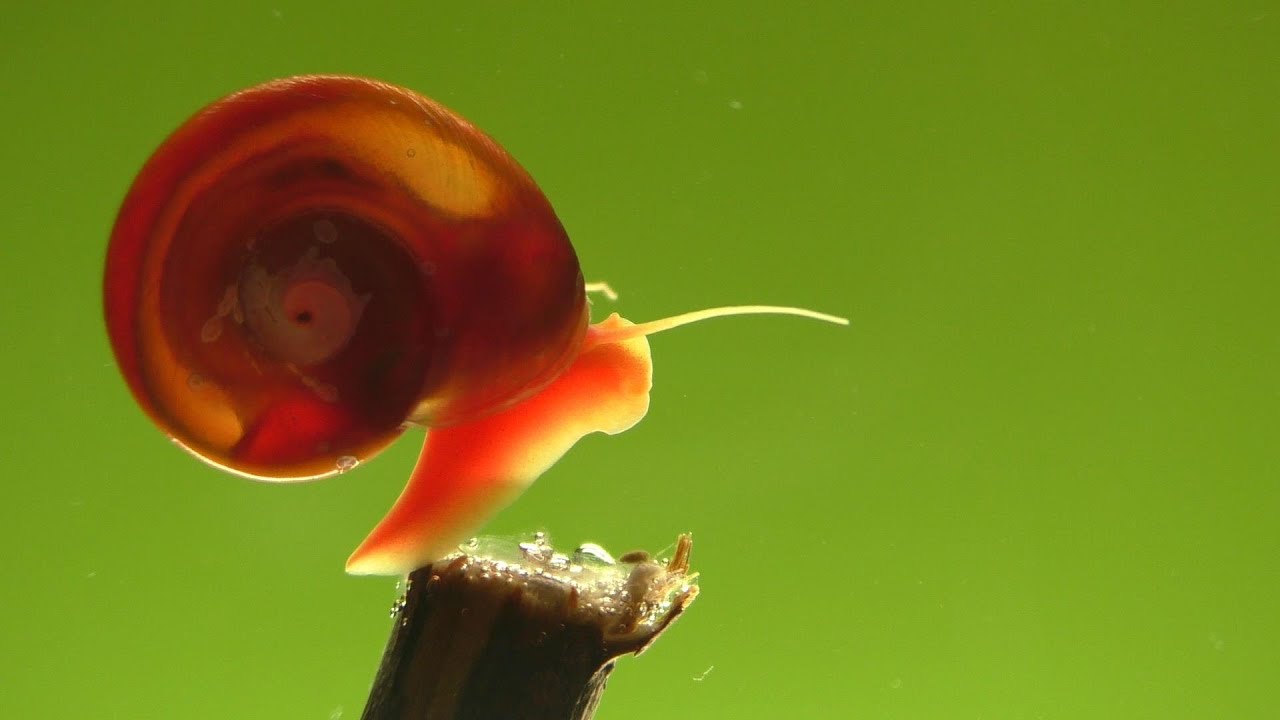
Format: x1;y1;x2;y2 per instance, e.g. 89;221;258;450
104;76;846;575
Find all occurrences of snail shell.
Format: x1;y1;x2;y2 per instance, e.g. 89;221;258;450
104;76;587;480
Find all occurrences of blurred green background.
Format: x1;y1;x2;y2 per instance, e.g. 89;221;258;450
2;1;1277;718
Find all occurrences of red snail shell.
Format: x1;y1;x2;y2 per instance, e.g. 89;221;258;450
105;75;847;574
105;76;587;480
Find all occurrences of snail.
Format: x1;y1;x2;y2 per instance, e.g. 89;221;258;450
103;75;847;576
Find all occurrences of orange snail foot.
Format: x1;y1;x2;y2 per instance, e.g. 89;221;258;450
346;314;652;576
345;303;848;576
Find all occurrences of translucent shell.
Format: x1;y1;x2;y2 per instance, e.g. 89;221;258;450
104;76;587;480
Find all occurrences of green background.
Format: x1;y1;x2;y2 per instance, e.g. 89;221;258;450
3;2;1277;718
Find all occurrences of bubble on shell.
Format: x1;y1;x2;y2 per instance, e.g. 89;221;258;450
313;218;339;244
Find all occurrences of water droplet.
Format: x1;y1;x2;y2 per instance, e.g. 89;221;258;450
336;456;359;473
406;148;417;158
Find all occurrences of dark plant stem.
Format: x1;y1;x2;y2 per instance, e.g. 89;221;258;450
361;535;698;720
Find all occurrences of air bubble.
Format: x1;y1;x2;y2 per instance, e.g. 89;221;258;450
200;317;222;343
573;543;616;566
389;592;408;617
336;456;359;473
519;539;549;561
314;218;338;244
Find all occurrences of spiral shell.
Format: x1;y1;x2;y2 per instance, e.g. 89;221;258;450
104;76;588;480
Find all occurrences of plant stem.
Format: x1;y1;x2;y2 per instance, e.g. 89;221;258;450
361;534;698;720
